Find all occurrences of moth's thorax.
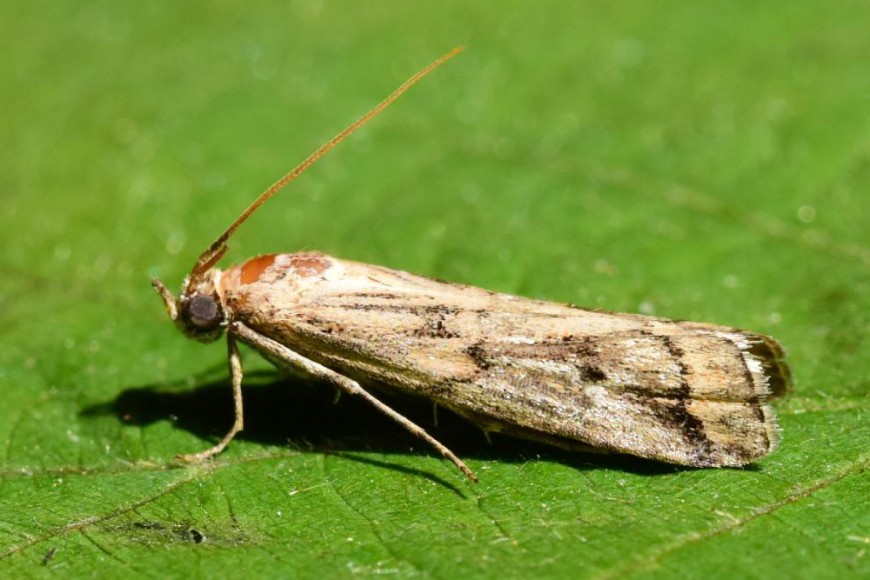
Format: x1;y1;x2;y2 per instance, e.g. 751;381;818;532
220;252;345;312
234;253;334;285
222;252;338;287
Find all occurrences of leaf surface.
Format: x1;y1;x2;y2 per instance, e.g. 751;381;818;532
1;2;868;578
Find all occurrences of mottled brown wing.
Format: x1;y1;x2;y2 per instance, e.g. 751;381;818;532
435;329;785;467
222;253;789;467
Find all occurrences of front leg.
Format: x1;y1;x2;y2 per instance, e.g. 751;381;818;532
230;321;478;482
176;331;245;462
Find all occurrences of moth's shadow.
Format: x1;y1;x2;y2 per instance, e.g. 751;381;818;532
84;369;683;483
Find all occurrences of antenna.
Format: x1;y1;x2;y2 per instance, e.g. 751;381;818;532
192;46;465;275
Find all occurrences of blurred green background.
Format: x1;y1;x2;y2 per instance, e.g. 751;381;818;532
1;1;868;578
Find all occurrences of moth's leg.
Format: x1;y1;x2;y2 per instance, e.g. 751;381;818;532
230;321;478;482
176;332;245;462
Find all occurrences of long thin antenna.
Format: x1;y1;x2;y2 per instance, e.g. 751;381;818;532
192;45;466;275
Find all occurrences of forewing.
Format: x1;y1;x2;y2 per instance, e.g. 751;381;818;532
224;254;787;467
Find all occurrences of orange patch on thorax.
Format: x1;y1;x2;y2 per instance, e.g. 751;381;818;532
239;254;278;284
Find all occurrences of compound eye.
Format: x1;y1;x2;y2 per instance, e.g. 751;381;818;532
185;294;222;330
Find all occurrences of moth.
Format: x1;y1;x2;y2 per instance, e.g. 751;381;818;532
153;47;790;482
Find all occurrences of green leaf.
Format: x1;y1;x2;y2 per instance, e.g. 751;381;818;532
2;1;868;578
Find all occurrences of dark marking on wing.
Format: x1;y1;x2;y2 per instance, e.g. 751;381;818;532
337;302;463;316
579;365;607;382
660;335;689;386
465;342;492;370
747;335;792;399
412;315;460;339
347;292;407;301
640;394;713;464
658;335;713;457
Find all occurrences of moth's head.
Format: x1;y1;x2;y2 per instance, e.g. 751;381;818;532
152;269;226;343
